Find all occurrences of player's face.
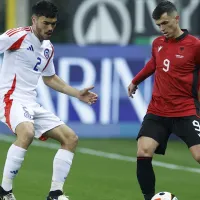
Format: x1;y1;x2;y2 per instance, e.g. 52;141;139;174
32;16;57;40
155;12;179;39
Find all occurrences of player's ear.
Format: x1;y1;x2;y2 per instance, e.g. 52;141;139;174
31;16;35;24
175;15;180;24
32;15;37;25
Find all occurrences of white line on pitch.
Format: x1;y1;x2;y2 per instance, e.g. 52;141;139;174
0;134;200;174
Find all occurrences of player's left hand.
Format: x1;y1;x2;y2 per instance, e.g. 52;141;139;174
78;86;98;105
128;82;138;98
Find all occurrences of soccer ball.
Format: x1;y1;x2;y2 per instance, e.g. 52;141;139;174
57;195;69;200
151;192;178;200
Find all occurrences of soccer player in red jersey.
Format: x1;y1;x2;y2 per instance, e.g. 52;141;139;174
128;1;200;200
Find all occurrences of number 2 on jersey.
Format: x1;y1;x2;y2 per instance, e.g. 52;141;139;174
33;57;41;71
163;59;170;72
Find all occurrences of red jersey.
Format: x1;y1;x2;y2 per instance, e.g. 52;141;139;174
132;30;200;117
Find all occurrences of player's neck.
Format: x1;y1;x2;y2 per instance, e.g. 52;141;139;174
173;27;184;39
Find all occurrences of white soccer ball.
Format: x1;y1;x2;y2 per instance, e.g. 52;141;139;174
58;195;69;200
151;192;178;200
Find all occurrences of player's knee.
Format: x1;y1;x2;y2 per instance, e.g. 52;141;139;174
15;123;34;148
68;132;79;146
137;146;154;157
193;153;200;163
19;130;34;143
137;137;158;157
62;130;79;147
190;146;200;163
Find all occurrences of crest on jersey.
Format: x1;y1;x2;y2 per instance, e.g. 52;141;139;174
44;49;50;59
178;46;184;54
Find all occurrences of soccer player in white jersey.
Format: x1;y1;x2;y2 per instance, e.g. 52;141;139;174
0;1;98;200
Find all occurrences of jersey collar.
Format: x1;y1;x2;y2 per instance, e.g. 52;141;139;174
175;29;188;41
165;29;188;43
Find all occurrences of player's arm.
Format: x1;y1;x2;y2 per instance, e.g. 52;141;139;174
128;42;156;98
43;74;98;104
43;74;79;97
128;58;156;98
42;44;97;104
132;57;156;85
41;47;80;98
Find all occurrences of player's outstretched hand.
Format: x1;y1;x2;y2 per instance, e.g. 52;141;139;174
128;82;138;98
78;86;98;105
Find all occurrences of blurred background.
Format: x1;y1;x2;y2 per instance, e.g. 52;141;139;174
2;0;200;138
1;0;200;43
0;0;200;199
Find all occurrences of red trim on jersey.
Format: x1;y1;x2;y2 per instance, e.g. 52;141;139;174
4;75;17;131
6;27;31;37
39;135;48;141
8;34;27;50
42;44;54;72
8;28;30;37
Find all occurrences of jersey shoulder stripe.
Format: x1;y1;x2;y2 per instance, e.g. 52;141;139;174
6;26;32;37
8;34;27;50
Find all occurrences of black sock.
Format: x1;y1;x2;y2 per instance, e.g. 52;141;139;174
137;157;155;200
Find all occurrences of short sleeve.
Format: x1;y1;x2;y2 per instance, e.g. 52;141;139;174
42;57;55;76
42;44;56;76
0;28;29;53
0;33;12;54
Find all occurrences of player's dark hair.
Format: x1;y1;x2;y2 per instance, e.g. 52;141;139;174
32;0;58;18
152;0;177;20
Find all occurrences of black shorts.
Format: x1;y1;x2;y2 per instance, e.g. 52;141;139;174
137;113;200;155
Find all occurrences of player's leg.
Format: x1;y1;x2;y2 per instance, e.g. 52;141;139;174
190;144;200;163
33;105;78;200
0;101;34;199
44;125;78;199
137;114;171;200
174;116;200;164
137;137;158;200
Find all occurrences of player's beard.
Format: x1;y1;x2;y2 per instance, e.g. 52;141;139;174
45;32;53;39
34;26;45;41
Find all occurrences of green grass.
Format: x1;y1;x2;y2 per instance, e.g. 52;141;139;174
0;138;199;199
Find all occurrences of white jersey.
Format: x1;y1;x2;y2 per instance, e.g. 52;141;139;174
0;26;55;103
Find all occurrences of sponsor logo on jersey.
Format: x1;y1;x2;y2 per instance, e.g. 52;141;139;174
175;54;184;58
27;45;34;51
44;48;50;59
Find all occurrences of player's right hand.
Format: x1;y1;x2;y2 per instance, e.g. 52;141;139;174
128;82;138;98
78;86;98;105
